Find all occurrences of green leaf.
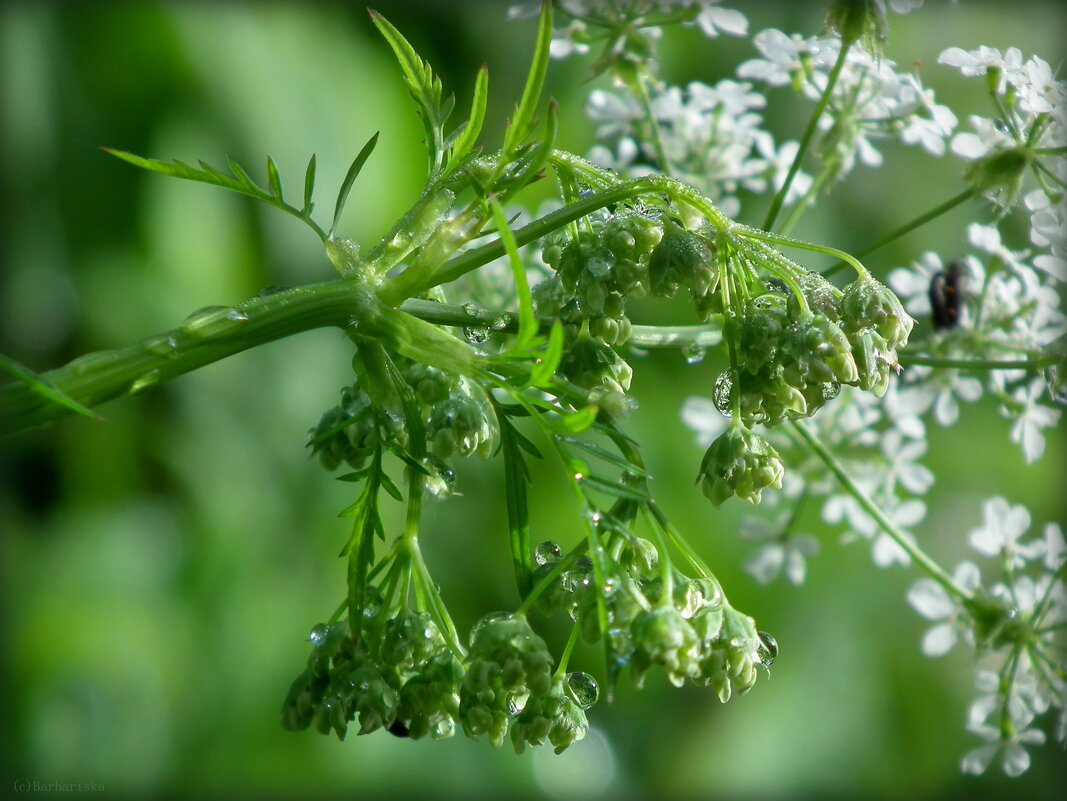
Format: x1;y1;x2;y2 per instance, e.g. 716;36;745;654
501;98;558;205
335;469;371;483
331;131;380;236
369;10;448;174
266;155;283;199
502;0;553;154
303;153;316;215
446;64;489;173
557;435;649;477
487;193;537;347
530;320;563;388
577;473;650;503
104;148;327;240
0;354;104;422
501;417;533;596
379;471;404;502
556;404;598;434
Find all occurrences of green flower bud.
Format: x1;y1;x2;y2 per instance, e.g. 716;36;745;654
839;278;914;351
396;652;463;740
382;612;446;673
848;329;894;396
617;537;660;581
510;681;590;754
824;0;887;54
963;146;1032;211
780;315;859;386
648;221;716;299
697;423;785;506
630;604;701;688
693;606;761;701
427;378;499;459
349;664;400;735
739;293;790;373
787;271;842;321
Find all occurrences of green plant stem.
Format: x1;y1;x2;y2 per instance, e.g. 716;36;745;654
762;40;852;231
631;69;672;176
822;188;974;277
790;420;974;604
900;353;1058;370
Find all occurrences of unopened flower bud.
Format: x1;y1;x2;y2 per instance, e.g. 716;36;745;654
697;423;785;506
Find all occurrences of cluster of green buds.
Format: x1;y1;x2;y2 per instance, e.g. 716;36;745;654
307;357;498;474
281;609;463;741
539;210;664;346
698;269;913;505
530;528;774;700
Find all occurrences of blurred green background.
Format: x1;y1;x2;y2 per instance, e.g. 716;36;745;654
1;1;1064;799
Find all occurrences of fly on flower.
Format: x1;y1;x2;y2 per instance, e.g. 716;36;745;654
929;259;964;330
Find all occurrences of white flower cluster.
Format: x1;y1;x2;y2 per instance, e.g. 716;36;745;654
739;28;958;180
907;497;1066;776
586;80;807;217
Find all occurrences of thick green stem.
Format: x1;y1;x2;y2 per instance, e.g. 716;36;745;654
900;353;1058;370
791;420;973;604
762;40;852;231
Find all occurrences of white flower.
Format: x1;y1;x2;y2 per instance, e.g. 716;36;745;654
740;516;820;586
1044;523;1066;571
951;114;1014;161
691;3;748;38
887;251;944;317
968;496;1044;566
878;429;934;495
938;46;1025;93
888;0;923;13
737;29;838;87
895;365;984;427
1019;56;1058;114
906;561;980;656
1004;379;1061;464
961;718;1046;777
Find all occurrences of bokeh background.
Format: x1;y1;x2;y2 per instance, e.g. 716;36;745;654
1;1;1065;799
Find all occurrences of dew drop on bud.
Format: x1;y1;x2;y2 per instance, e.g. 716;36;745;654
822;381;841;400
757;630;778;666
309;623;329;646
713;370;734;416
682;344;707;365
535;541;562;566
567;671;600;709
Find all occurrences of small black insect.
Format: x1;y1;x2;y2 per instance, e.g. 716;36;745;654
929;259;964;330
388;719;411;738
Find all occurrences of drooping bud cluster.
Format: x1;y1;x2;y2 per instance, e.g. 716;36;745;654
530;533;771;699
696;421;785;507
307;358;499;471
458;613;556;747
716;272;915;429
281;610;463;741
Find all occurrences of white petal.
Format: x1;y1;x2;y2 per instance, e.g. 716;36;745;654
1000;743;1031;777
921;623;957;656
907;579;954;619
961;744;998;775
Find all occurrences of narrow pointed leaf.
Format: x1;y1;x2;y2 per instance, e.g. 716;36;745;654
379;471;404;502
226;156;259;191
0;354;104;422
556;404;598;434
503;0;553;154
501;417;533;595
332;131;380;235
447;64;489;172
557;435;649;477
487;193;537;346
266;155;283;199
530;320;563;387
303;153;317;214
578;473;650;502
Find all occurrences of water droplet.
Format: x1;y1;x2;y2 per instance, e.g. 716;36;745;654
682;344;707;365
757;630;778;666
309;623;329;645
180;305;248;337
464;327;489;345
713;370;734;416
507;692;530;714
143;335;179;358
461;301;482;317
256;284;292;297
431;718;455;739
469;611;512;647
822;381;841;400
130;369;161;394
491;314;510;331
534;541;562;566
566;671;599;709
68;350;120;375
